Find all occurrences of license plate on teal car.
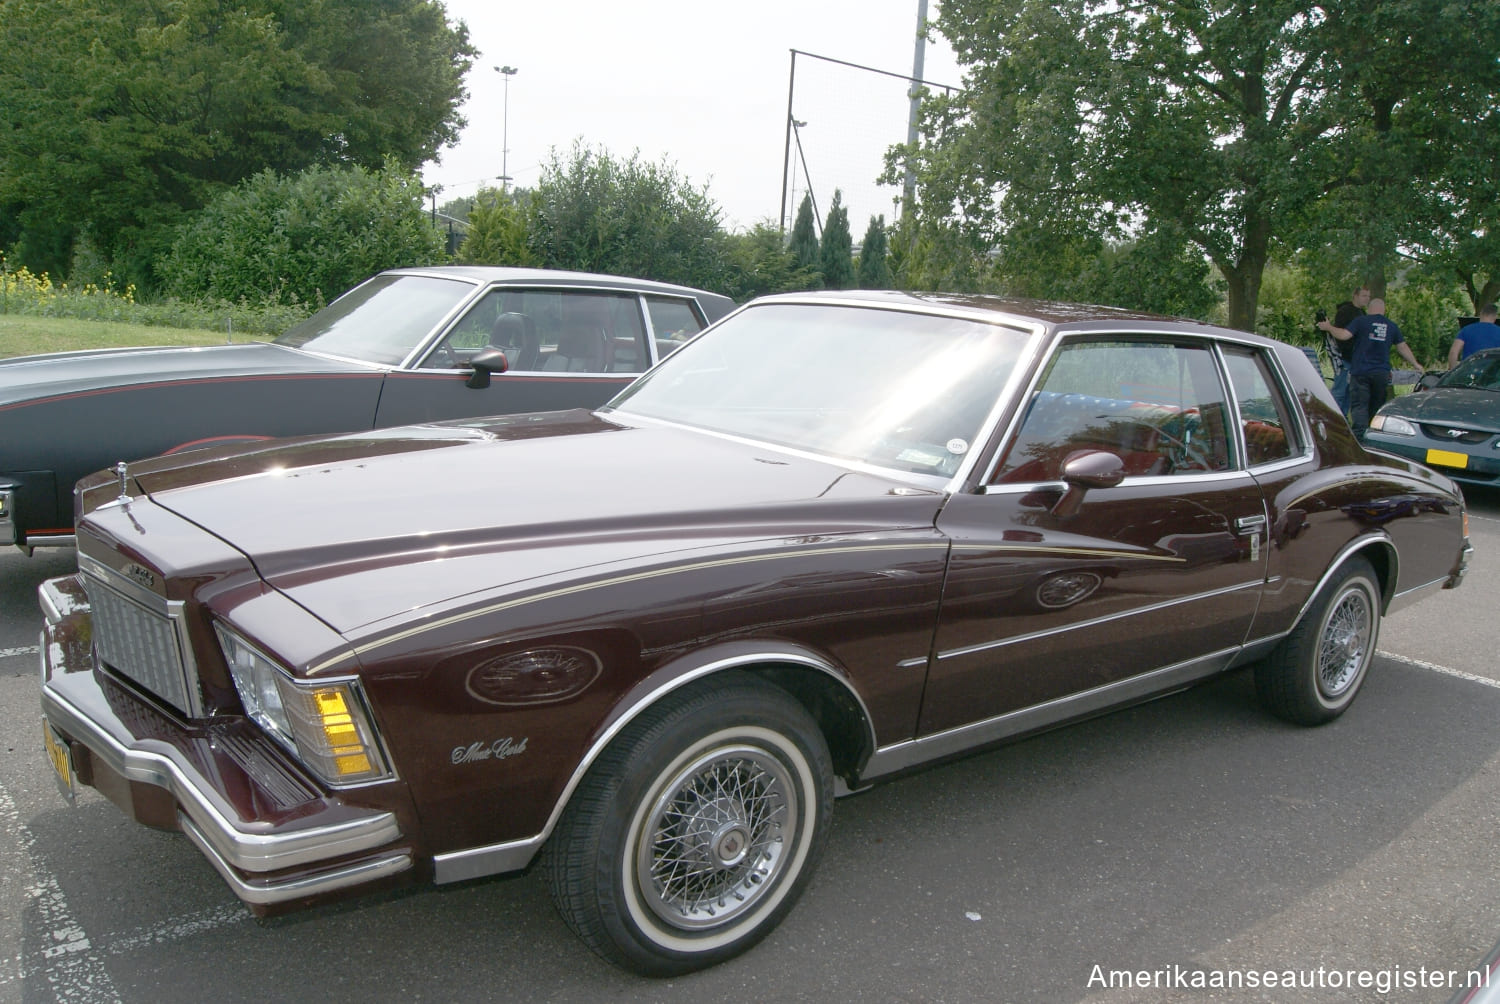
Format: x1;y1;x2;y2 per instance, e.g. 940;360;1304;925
1425;448;1469;469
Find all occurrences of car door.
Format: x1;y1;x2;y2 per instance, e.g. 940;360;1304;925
919;335;1270;736
371;287;651;427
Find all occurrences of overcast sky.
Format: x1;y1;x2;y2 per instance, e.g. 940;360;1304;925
423;1;962;233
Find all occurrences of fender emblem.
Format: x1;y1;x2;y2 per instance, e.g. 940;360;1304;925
123;563;156;590
451;737;529;765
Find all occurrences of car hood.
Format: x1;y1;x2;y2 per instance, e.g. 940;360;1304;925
1381;387;1500;432
122;411;943;634
0;341;366;406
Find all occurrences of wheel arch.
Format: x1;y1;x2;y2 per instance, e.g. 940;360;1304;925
585;641;877;796
432;642;880;885
1286;533;1395;634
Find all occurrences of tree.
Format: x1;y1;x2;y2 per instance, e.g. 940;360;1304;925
788;195;821;277
163;161;445;306
1294;0;1500;309
723;223;821;302
527;143;729;292
905;0;1497;330
857;216;892;289
459;190;538;266
0;0;474;286
819;191;854;291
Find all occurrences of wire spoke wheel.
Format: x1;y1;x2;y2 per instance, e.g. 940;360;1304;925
1255;556;1381;726
636;745;794;929
1317;583;1373;699
546;678;832;976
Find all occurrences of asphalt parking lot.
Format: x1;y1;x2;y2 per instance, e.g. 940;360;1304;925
1;490;1497;1003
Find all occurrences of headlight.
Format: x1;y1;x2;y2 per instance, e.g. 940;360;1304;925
1368;413;1417;436
215;624;392;785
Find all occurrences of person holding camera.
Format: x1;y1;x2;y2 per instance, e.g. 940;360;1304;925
1317;285;1370;417
1318;297;1421;439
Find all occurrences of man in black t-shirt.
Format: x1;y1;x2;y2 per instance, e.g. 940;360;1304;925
1323;285;1370;418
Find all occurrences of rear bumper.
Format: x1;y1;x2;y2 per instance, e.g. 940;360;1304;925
38;574;413;906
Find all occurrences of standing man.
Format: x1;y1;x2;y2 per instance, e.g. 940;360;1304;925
1448;303;1500;368
1319;297;1421;439
1324;285;1370;418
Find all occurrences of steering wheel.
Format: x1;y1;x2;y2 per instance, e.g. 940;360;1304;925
428;342;459;370
1117;417;1216;473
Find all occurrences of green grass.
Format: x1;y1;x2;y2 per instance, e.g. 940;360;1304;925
0;316;271;359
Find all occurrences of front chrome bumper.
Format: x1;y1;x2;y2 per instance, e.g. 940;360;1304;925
38;574;412;905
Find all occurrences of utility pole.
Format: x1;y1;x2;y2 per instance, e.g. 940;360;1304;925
902;0;929;220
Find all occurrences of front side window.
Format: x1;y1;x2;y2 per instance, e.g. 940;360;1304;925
423;289;651;373
610;302;1031;477
993;339;1233;483
1222;346;1300;465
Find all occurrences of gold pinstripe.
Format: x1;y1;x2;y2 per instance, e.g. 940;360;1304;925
309;541;948;674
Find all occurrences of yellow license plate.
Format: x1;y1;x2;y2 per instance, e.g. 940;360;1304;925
43;721;75;802
1425;448;1469;469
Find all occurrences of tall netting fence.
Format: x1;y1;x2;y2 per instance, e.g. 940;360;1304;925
780;49;958;238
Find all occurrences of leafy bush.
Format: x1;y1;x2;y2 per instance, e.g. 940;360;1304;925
458;190;538;266
528;143;730;292
1;250;308;335
164;161;446;306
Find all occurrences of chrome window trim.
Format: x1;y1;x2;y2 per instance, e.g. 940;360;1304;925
1213;340;1316;470
974;328;1245;487
640;292;708;367
432;648;878;884
417;284;665;374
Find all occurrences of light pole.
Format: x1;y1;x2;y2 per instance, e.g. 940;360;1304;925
495;65;517;191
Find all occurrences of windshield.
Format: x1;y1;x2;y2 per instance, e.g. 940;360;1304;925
1440;352;1500;393
608;302;1031;477
276;274;478;366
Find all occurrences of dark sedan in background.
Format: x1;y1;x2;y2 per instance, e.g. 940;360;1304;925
40;293;1470;975
1366;347;1500;487
0;266;734;552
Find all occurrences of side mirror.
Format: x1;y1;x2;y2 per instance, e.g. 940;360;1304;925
465;347;510;389
1414;371;1442;392
1052;449;1125;517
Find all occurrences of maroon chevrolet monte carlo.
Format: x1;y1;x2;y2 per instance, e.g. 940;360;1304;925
39;293;1471;974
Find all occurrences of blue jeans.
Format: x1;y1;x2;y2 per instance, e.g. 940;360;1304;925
1330;367;1351;419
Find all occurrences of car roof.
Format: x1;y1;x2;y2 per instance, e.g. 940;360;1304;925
384;265;730;302
748;289;1271;344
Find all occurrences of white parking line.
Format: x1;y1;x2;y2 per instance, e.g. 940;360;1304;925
0;646;40;660
94;903;249;957
1381;650;1500;690
0;782;120;1002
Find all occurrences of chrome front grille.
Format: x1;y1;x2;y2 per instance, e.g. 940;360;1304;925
80;565;201;716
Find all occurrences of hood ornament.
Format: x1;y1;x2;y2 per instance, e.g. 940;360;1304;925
97;461;132;510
